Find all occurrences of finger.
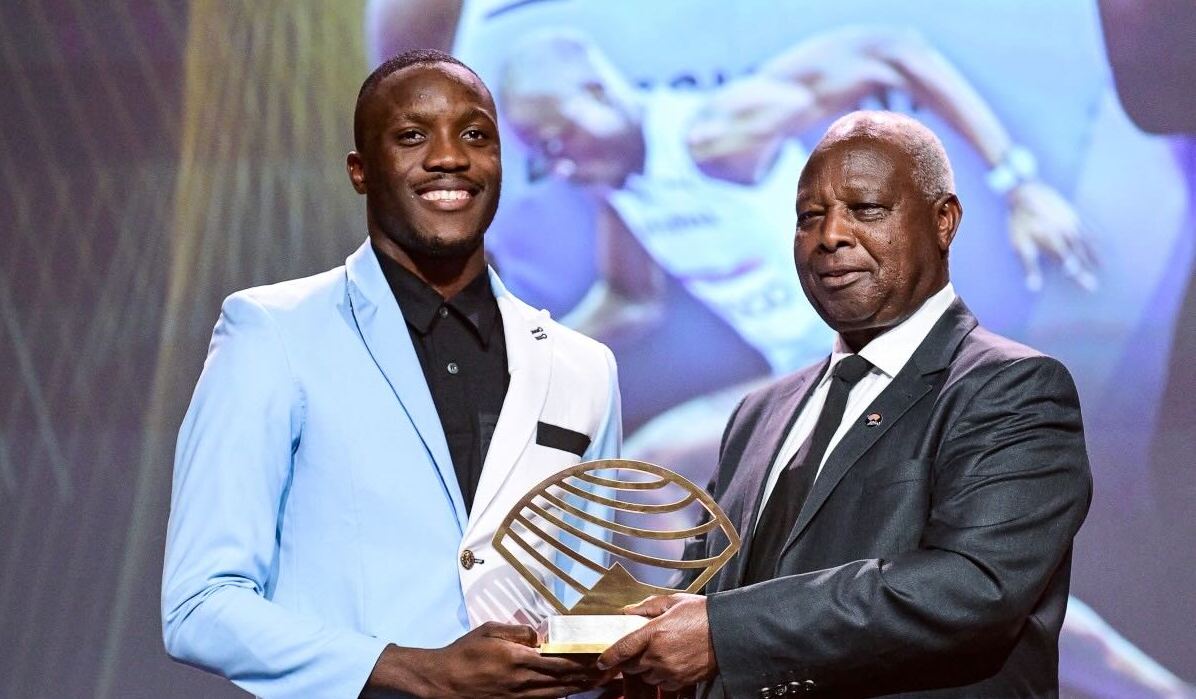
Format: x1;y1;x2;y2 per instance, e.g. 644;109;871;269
597;626;651;670
623;594;676;617
1065;229;1100;291
520;649;604;675
480;621;538;647
505;665;609;695
1075;226;1100;270
513;682;610;699
1061;252;1098;292
618;655;653;678
1014;237;1043;292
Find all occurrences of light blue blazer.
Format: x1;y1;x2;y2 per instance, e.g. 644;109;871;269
162;241;621;698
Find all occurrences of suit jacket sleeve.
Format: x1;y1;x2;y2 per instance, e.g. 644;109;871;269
161;293;388;699
581;344;623;463
707;355;1092;695
554;343;624;601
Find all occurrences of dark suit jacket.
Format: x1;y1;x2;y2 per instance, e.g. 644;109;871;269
700;300;1092;698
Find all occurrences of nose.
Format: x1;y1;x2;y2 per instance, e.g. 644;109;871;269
423;132;469;172
817;207;856;251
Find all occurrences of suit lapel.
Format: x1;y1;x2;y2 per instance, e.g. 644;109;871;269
724;362;825;588
464;272;553;535
343;241;466;532
780;300;979;555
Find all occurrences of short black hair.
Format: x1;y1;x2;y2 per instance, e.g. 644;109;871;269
353;49;483;150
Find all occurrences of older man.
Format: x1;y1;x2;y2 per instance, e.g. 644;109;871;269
599;112;1092;697
162;50;618;698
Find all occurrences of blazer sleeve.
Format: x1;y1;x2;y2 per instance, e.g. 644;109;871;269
707;355;1093;696
581;344;623;463
554;344;624;602
161;293;388;699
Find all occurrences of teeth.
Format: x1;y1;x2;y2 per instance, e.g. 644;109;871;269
420;189;471;202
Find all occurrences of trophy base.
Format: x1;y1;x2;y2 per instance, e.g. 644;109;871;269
538;614;649;654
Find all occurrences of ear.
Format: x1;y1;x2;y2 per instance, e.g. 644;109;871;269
346;151;367;195
934;193;962;252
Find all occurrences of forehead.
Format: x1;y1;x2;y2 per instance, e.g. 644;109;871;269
368;63;496;122
798;137;914;196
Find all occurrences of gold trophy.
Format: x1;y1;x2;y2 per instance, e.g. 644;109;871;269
492;459;740;653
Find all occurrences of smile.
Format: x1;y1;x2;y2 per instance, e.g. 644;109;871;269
416;188;476;211
419;189;472;202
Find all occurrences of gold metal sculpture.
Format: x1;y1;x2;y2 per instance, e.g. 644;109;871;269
492;459;740;652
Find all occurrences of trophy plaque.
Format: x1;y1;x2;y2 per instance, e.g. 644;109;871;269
492;459;740;653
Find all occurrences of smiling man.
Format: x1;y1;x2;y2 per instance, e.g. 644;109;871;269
162;50;620;698
599;112;1092;697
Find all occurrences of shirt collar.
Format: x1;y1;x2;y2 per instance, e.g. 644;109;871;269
824;282;957;383
372;242;499;345
447;270;501;344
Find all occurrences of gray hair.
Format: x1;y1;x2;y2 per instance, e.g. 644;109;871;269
818;111;955;201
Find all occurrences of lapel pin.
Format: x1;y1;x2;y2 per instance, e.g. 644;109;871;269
865;412;882;427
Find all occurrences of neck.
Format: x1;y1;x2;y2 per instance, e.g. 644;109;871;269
370;232;487;300
839;327;885;354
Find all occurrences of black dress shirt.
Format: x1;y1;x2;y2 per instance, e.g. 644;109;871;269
374;245;509;514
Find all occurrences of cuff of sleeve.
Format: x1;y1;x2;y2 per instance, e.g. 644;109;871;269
708;588;768;699
343;633;394;699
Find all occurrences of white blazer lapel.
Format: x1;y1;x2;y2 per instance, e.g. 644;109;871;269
343;241;467;531
466;270;553;532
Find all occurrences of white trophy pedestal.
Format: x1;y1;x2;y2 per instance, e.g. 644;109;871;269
538;614;650;654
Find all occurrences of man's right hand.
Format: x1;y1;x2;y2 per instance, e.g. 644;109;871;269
362;621;609;699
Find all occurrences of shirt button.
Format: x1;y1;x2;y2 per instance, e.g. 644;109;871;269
438;306;449;319
446;362;459;375
460;549;475;569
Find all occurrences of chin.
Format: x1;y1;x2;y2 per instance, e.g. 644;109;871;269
412;229;486;259
820;306;885;336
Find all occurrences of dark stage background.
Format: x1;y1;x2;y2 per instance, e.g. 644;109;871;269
0;1;1192;697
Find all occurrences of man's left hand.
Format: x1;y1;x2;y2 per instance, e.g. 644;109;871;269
596;593;716;692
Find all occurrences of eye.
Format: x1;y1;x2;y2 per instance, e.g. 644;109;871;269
796;209;822;228
462;127;490;142
395;129;424;145
851;203;887;220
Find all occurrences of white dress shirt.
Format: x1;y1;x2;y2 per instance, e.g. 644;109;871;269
754;283;957;530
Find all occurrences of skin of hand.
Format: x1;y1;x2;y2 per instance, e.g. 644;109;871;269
363;622;610;699
1006;180;1098;292
596;594;716;692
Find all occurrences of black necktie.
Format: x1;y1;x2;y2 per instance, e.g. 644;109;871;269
744;354;873;584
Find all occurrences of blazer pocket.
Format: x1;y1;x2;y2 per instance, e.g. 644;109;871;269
536;422;591;457
861;458;930;494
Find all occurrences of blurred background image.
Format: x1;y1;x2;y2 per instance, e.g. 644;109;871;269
0;1;1192;696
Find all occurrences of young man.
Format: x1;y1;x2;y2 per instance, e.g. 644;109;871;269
162;50;620;698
